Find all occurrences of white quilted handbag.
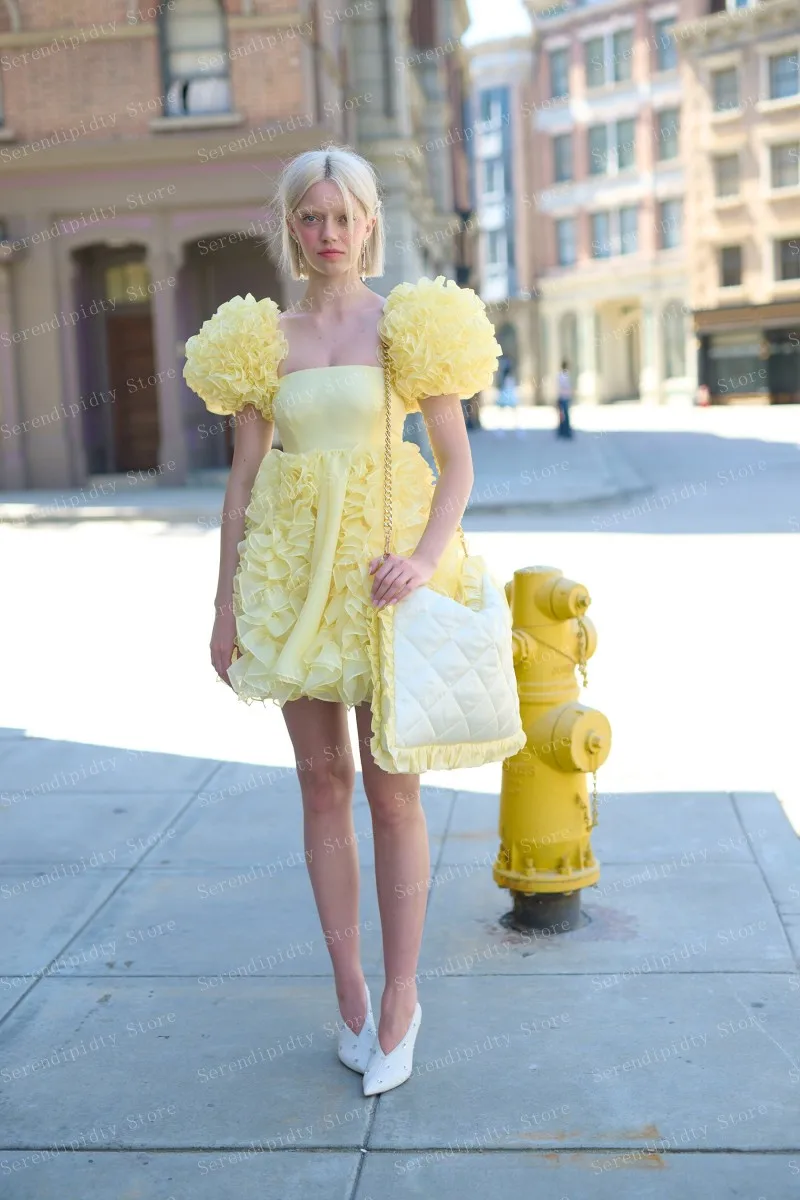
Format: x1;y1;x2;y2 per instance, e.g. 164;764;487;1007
367;344;528;774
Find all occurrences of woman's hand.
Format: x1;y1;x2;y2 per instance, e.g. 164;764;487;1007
211;602;237;687
368;551;436;609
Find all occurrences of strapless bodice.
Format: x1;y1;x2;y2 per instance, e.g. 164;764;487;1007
273;364;404;455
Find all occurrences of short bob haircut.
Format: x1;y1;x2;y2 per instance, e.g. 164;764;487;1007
270;143;385;281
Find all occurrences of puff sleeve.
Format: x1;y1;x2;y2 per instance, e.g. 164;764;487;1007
182;293;287;422
377;275;501;413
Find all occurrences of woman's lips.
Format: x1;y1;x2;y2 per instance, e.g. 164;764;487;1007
318;250;344;257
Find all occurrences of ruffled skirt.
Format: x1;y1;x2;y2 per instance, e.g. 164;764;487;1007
226;441;470;708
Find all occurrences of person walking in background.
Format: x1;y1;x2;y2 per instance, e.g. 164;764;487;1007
496;363;522;435
556;360;573;439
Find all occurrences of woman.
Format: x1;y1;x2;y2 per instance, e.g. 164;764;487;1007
183;144;500;1096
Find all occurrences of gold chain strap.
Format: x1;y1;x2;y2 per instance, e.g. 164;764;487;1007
575;614;598;830
379;340;468;560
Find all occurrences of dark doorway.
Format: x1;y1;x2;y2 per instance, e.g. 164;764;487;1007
106;313;160;470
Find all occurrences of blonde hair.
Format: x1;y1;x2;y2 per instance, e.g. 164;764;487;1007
269;143;385;281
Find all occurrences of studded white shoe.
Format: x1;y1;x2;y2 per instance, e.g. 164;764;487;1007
337;981;377;1074
362;1002;422;1096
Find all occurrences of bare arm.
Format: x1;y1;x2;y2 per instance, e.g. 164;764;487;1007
369;394;474;608
211;405;273;681
412;394;474;568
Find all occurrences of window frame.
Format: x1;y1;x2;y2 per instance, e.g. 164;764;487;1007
769;142;800;189
555;216;577;267
711;65;740;113
658;198;682;249
653;18;678;73
549;47;570;101
774;237;800;282
719;245;743;288
768;51;800;102
655;108;680;161
158;1;234;120
713;153;740;198
553;132;573;184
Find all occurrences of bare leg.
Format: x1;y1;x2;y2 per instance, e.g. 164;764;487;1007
355;702;429;1054
281;696;365;1035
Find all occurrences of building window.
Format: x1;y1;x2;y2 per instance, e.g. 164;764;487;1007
588;124;608;174
553;133;573;183
769;52;800;101
712;67;739;112
658;199;682;248
487;230;507;266
620;205;638;253
589;120;637;175
656;109;679;160
484;158;504;195
612;29;633;83
662;301;685;378
616;118;636;169
713;154;740;197
653;19;677;72
770;142;800;189
720;245;742;287
585;37;605;88
589;208;638;257
775;238;800;280
591;212;611;258
161;0;232;117
480;89;505;128
550;48;569;100
556;218;577;266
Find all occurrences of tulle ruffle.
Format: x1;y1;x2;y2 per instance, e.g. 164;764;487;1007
182;293;287;421
377;275;502;413
226;441;467;709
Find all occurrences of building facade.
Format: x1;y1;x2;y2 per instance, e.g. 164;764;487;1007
525;0;697;406
467;37;539;403
676;0;800;403
0;0;478;490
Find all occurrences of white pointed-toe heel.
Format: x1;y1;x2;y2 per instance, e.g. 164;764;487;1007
362;1002;421;1096
337;981;377;1074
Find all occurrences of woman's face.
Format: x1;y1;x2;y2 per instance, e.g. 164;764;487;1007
288;180;375;278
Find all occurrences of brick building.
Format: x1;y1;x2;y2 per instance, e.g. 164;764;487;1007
676;0;800;403
0;0;477;489
524;0;697;406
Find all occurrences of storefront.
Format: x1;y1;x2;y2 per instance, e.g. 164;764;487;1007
695;302;800;404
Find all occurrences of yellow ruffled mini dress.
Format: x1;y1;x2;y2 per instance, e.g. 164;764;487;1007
183;275;501;710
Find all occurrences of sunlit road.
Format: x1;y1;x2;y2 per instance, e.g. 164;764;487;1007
2;404;798;829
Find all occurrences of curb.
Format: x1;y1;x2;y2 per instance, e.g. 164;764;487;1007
0;437;653;525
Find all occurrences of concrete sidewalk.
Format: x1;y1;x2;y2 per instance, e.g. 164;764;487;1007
0;726;798;1197
0;408;648;523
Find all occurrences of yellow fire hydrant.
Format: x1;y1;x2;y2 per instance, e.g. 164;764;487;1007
494;565;611;932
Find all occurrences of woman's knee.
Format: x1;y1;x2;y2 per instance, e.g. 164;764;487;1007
367;782;421;828
299;756;355;816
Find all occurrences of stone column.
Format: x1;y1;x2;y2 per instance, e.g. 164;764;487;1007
147;224;188;485
11;211;77;488
0;256;26;490
577;306;598;403
639;301;663;405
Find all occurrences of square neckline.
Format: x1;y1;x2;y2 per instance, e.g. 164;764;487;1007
276;364;383;388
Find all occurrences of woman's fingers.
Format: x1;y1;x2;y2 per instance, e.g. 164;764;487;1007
371;558;406;606
211;643;234;688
